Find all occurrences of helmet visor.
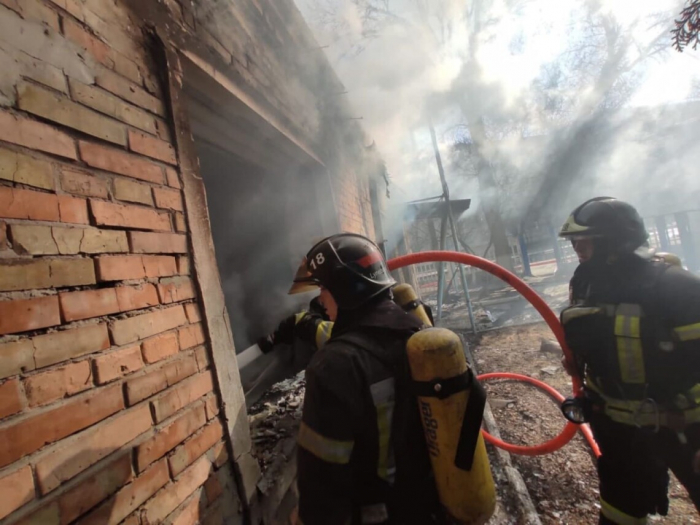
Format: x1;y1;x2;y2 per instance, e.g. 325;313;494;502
288;257;320;295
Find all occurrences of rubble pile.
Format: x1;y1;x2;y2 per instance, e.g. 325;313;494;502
248;371;306;473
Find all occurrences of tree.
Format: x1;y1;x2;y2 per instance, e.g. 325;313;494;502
673;0;700;51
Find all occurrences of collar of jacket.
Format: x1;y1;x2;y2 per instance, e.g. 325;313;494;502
332;296;423;338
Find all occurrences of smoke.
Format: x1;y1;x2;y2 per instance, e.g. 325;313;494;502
294;0;700;249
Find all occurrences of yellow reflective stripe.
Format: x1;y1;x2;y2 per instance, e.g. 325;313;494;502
600;499;647;525
561;307;601;324
297;422;354;465
295;312;307;324
315;321;334;349
370;378;395;484
615;304;644;384
673;322;700;342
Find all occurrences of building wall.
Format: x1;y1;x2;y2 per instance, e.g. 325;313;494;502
0;0;379;523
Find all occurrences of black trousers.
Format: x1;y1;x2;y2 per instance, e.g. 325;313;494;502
589;413;700;524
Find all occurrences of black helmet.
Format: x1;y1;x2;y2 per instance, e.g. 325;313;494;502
288;233;396;309
559;197;648;254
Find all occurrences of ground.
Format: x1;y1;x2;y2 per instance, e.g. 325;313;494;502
466;323;700;525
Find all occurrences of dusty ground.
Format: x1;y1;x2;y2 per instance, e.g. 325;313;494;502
466;323;699;525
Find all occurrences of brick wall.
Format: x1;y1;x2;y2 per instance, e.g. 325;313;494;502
0;1;236;523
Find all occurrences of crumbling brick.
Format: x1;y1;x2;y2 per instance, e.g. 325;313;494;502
58;195;89;225
0;110;77;160
169;418;224;477
59;168;109;199
136;403;206;471
142;455;212;524
110;305;187;345
165;167;181;189
23;360;92;407
0;340;35;380
79;458;169;525
174;212;186;232
17;83;127;146
113;178;154;206
129;231;187;254
9;225;124;256
0;378;24;419
184;303;201;324
143;255;179;277
125;353;198;406
207;440;229;469
91;200;171;232
0;186;59;221
204;393;219;420
0;296;61;335
62;17;112;67
94;345;143;384
178;323;205;350
35;404;151;495
57;453;133;523
33;323;110;368
141;331;179;364
115;283;159;312
110;51;142;85
0;383;123;468
0;258;96;291
128;129;176;164
95;254;178;281
153;186;183;212
158;277;195;304
0;147;54;190
195;346;210;372
79;141;164;184
69;79;158;135
151;371;214;423
168;492;202;525
96;68;165;117
177;256;190;275
0;465;34;520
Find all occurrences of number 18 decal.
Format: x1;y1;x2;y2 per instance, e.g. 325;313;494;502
309;252;325;270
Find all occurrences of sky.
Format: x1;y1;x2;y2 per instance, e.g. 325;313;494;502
293;0;700;222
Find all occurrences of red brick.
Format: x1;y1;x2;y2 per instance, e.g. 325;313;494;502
111;51;142;85
120;514;140;525
143;455;212;524
79;141;164;184
0;378;24;419
125;354;198;406
0;110;77;159
35;405;151;495
153;186;183;212
113;178;153;206
0;340;35;380
158;277;195;304
177;256;190;275
195;347;210;372
129;231;187;254
174;212;186;232
207;440;229;469
4;0;60;31
0;186;59;221
94;345;143;384
143;255;179;277
0;465;34;520
0;296;61;335
151;371;214;423
0;259;97;293
90;200;171;232
80;459;169;525
23;361;92;407
184;303;201;324
96;69;165;117
166;167;181;189
0;383;123;468
60;168;109;199
111;305;187;345
63;17;112;66
204;473;223;506
57;454;133;524
141;331;179;364
179;323;205;350
169;493;202;525
128;129;176;164
115;283;159;312
58;195;89;225
34;323;110;368
169;419;224;477
204;394;219;420
136;403;206;471
60;288;119;321
0;221;6;250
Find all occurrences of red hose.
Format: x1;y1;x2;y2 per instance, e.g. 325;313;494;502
388;251;601;457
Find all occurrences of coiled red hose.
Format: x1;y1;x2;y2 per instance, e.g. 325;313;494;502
388;251;601;457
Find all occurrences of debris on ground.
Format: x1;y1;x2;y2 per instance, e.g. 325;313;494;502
464;323;700;525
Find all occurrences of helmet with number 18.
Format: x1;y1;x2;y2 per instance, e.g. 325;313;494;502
288;233;396;309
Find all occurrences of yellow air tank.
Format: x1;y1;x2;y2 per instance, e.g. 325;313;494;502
406;327;496;524
393;283;433;327
656;252;682;268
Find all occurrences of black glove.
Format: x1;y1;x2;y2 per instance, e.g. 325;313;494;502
257;334;275;354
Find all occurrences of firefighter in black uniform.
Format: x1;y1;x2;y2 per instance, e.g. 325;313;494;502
289;233;441;525
559;197;700;524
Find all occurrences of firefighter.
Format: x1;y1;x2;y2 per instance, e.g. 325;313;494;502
559;197;700;524
290;233;442;525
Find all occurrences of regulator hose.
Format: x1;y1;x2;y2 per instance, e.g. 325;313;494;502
387;250;601;457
